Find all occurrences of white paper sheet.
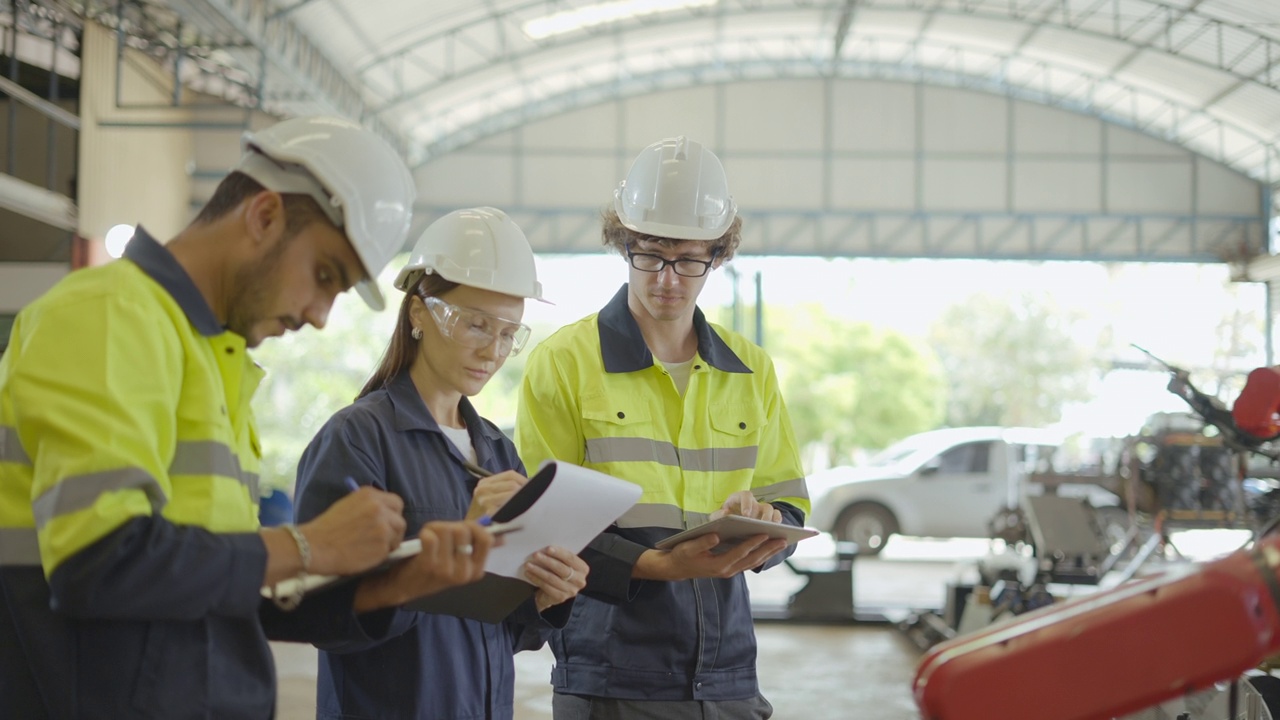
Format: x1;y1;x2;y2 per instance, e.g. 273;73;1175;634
485;461;642;579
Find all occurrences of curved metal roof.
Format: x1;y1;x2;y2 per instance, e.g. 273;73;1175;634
158;0;1280;186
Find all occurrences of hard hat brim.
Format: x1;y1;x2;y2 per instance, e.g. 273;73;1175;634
355;277;386;311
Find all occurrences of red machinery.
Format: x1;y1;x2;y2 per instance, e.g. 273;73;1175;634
914;538;1280;719
914;360;1280;720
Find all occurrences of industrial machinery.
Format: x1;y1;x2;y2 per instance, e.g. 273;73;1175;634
914;355;1280;720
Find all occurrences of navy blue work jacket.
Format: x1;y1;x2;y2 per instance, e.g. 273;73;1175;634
295;371;565;720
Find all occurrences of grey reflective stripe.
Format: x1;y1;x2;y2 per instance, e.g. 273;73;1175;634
753;477;810;502
31;468;167;529
0;527;40;565
585;437;679;467
679;446;758;473
585;436;759;472
245;472;260;505
0;425;31;464
170;440;256;495
615;504;711;530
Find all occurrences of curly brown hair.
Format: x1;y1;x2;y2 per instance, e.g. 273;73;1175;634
600;207;742;262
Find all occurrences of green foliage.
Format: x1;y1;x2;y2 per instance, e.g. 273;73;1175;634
250;296;396;492
928;291;1095;428
746;303;946;465
249;290;555;491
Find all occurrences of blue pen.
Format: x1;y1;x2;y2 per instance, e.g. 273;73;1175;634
344;477;361;493
476;515;492;527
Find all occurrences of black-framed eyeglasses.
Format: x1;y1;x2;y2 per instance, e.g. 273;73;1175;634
625;244;718;278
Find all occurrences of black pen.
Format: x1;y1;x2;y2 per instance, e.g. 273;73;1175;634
461;459;490;480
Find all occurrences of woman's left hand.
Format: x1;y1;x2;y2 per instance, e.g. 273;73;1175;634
524;546;589;612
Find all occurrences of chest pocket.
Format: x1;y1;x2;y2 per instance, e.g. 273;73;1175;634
581;398;651;437
702;403;767;485
581;398;658;466
708;403;767;445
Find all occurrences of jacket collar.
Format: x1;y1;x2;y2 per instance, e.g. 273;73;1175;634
597;284;750;374
124;227;223;337
386;370;507;446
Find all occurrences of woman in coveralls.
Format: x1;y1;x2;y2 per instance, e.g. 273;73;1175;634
294;207;589;720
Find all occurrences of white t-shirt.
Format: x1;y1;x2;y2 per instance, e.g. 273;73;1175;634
439;424;478;464
661;357;696;396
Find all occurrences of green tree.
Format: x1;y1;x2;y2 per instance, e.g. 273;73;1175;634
758;303;946;466
250;290;558;491
251;292;396;492
928;291;1094;427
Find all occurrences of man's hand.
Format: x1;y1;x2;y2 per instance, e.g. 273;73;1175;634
299;486;407;576
353;521;494;612
710;490;782;523
261;486;406;588
524;546;589;612
466;470;528;521
633;533;788;582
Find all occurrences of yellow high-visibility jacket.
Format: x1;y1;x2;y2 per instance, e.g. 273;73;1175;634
516;284;809;701
0;229;371;719
0;240;263;572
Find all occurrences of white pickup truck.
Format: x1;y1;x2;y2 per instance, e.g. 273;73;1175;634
806;426;1120;555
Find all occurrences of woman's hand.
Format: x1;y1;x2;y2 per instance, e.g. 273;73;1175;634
524;546;589;612
465;470;528;521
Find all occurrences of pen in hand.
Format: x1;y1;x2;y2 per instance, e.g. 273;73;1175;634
461;459;490;480
344;476;361;493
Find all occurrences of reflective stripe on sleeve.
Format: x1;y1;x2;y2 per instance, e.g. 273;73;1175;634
0;527;40;565
0;426;31;465
752;477;809;503
31;468;167;529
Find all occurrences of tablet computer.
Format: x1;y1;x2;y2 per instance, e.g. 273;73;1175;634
654;516;817;554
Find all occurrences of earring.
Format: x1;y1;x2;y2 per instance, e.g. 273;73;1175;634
411;327;423;340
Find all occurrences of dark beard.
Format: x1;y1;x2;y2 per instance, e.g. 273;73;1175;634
225;233;294;344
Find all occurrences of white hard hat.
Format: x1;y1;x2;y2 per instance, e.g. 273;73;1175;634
394;207;545;302
235;116;416;311
613;136;737;242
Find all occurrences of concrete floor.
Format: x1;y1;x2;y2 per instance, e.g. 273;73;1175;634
274;536;968;720
276;624;923;720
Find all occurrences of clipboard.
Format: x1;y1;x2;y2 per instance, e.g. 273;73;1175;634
400;465;555;622
260;523;520;602
405;460;641;622
653;516;817;554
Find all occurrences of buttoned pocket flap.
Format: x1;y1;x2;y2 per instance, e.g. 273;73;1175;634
709;403;767;436
582;399;650;426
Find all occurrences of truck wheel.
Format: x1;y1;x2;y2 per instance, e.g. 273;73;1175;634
835;504;899;556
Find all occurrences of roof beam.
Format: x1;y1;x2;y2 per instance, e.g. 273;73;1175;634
171;0;406;153
369;0;1280;137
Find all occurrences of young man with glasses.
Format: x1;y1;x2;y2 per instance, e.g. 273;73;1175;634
516;137;810;719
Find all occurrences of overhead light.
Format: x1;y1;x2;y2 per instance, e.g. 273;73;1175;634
105;224;135;259
523;0;717;40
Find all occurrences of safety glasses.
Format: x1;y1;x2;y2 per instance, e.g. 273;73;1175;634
423;296;531;357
